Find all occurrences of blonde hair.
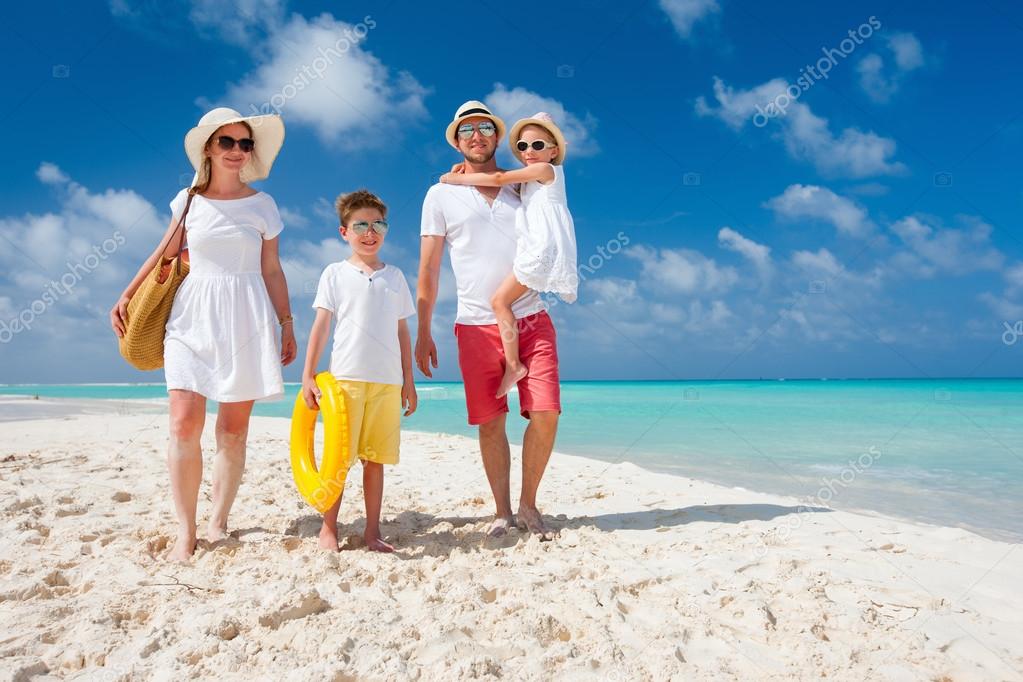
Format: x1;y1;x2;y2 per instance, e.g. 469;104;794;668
335;189;388;225
192;121;254;195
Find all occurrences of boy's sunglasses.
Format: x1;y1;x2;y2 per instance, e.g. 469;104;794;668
457;121;496;139
216;135;255;152
349;220;389;235
516;139;557;152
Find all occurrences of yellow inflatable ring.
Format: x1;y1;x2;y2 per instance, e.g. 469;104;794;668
289;372;352;513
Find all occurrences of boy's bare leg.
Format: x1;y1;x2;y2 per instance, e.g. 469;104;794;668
362;461;393;552
319;494;342;551
491;274;531;399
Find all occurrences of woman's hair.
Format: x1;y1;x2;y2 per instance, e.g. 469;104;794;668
335;189;388;226
192;121;254;194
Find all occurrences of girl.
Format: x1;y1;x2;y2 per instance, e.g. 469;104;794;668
110;108;296;562
441;112;577;398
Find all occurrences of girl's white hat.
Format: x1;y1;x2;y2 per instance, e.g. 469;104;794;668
184;107;285;186
509;112;567;166
445;100;506;149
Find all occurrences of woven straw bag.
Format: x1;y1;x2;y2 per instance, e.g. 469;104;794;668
118;191;196;370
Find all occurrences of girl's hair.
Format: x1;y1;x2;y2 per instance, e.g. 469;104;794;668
192;121;254;194
335;189;388;225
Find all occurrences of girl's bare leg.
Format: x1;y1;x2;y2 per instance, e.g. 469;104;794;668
167;390;206;561
207;400;254;542
491;273;531;399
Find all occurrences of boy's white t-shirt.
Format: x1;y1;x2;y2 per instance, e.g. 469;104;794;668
312;261;415;385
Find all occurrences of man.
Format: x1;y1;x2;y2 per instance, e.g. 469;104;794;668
417;100;560;540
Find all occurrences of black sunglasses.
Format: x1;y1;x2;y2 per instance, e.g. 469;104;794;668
216;135;255;153
516;139;557;152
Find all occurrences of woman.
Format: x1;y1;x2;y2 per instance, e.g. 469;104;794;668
110;108;296;561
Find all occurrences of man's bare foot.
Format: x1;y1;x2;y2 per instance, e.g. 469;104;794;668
487;515;515;538
365;536;394;553
168;533;197;562
206;524;230;543
318;524;340;551
517;506;557;541
495;364;528;399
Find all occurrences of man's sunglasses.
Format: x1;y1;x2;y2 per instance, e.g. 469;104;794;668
516;139;557;152
457;121;496;139
215;135;255;152
349;220;389;235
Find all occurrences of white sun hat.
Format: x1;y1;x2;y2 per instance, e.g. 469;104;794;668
183;107;285;186
508;112;568;165
445;100;506;150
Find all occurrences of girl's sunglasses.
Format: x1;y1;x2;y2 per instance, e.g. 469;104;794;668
349;220;389;235
457;121;496;139
216;135;255;152
516;139;557;152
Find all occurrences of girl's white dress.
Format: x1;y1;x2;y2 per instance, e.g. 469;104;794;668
163;190;285;403
513;164;578;303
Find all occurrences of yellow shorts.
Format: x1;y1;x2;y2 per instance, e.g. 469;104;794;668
335;380;402;465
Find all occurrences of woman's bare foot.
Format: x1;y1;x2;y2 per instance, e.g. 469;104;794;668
487;515;515;538
318;523;340;551
517;506;557;541
168;532;197;562
495;364;528;399
206;524;230;543
365;535;394;553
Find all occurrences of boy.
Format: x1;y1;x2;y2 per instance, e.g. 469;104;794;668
301;189;417;552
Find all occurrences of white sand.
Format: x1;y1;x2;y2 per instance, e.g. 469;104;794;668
1;399;1021;681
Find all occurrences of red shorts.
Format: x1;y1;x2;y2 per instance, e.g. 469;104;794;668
454;311;561;425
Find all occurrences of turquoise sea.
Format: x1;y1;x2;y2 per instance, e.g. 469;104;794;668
2;379;1020;542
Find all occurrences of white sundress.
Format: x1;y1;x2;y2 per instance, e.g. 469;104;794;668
163;189;285;403
513;164;578;303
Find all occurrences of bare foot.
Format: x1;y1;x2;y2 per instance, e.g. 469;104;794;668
318;524;340;551
495;364;528;399
206;524;230;543
168;533;197;562
487;515;515;538
517;506;557;541
365;536;394;553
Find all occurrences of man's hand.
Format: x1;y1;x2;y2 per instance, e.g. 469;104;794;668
301;375;321;410
415;332;438;378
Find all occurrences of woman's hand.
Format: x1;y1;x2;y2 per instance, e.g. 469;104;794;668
301;375;321;410
110;295;131;338
401;379;417;417
281;324;297;366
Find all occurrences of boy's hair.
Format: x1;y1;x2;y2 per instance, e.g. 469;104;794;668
335;189;387;226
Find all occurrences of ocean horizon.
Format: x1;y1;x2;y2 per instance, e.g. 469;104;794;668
2;378;1020;543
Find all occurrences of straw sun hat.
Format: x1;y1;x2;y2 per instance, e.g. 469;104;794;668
184;107;285;186
445;100;506;149
509;112;568;165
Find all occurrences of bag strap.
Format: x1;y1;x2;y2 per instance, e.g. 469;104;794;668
168;189;197;277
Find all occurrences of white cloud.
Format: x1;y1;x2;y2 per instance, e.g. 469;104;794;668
717;227;772;282
485;84;599;158
889;215;1003;277
278;206;309;228
625;244;737;295
1005;262;1023;294
979;292;1023;321
766;184;875;238
188;0;285;46
214;13;428;146
36;162;69;185
696;76;904;177
857;31;925;102
659;0;720;39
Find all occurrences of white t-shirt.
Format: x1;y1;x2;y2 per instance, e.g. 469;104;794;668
312;261;415;385
420;183;544;325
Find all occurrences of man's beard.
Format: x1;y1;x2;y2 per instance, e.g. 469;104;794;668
463;146;496;164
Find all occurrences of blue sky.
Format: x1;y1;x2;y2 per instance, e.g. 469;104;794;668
1;0;1021;383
